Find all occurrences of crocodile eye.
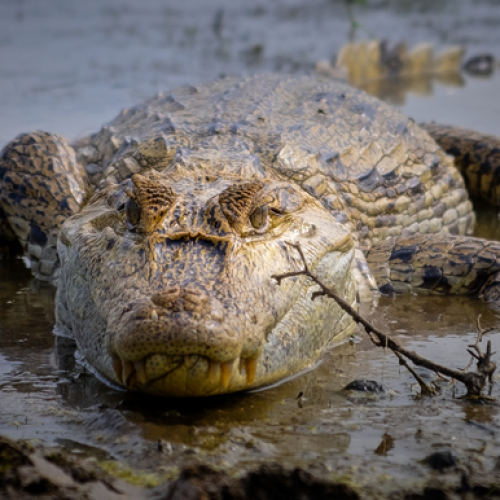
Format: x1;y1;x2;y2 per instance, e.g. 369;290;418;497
125;197;141;228
249;204;269;232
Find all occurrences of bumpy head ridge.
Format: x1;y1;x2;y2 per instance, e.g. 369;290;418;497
127;173;176;232
218;181;266;234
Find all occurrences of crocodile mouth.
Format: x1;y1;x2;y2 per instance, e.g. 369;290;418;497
109;307;265;397
111;352;259;396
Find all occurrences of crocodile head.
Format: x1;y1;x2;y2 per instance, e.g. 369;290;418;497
56;166;356;397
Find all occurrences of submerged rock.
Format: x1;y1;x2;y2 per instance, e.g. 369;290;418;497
463;54;495;76
343;379;387;393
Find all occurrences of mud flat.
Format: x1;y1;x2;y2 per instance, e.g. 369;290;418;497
4;432;500;500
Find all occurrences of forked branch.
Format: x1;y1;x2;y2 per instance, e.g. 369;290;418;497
272;242;497;398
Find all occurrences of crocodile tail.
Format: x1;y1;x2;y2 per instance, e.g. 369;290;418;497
366;232;500;299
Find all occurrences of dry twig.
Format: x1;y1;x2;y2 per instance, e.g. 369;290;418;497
272;242;497;398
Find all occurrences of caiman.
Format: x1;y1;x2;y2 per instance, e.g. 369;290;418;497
1;75;500;397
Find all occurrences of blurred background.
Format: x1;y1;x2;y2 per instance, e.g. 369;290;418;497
1;0;500;148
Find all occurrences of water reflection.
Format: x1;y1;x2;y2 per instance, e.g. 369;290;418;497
360;72;465;106
0;262;55;382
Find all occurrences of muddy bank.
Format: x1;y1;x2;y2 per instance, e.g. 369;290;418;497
3;434;500;500
0;433;357;500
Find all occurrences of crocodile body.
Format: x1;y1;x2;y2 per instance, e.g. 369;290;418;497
1;74;499;397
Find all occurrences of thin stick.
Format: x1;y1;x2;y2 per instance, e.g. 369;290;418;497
393;351;436;396
272;242;497;397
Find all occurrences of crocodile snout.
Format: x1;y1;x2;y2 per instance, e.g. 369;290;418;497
108;286;262;395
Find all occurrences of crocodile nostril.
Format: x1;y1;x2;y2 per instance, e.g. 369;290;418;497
151;287;209;312
182;289;209;305
151;287;180;308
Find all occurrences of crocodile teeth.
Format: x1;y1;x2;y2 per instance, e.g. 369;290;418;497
220;361;234;389
134;359;147;385
112;357;123;382
244;358;258;385
150;310;158;321
208;361;220;384
122;360;135;387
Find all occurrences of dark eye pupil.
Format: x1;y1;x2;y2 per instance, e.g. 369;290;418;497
125;198;141;226
250;204;268;229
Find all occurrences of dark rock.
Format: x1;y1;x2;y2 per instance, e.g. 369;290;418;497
424;450;458;471
159;464;235;500
157;463;359;500
379;282;395;295
242;464;359;500
420;487;452;500
85;163;102;176
343;379;387;393
463;54;495;76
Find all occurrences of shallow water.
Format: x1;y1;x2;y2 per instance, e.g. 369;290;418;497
2;0;500;491
2;0;500;146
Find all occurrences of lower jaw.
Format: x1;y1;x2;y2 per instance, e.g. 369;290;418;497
141;355;261;397
121;312;356;398
114;353;260;397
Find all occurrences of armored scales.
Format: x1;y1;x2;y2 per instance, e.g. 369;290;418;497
1;75;499;397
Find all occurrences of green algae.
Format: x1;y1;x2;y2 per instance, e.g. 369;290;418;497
97;459;179;487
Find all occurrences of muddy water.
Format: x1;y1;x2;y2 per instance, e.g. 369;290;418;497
2;0;500;492
2;257;500;489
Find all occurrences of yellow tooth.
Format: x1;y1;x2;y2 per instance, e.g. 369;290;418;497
122;360;135;387
151;310;158;321
220;361;234;389
134;360;147;385
245;358;258;385
112;357;123;382
208;361;220;384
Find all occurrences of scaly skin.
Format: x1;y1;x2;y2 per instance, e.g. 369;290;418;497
366;233;500;297
421;123;500;207
0;75;498;397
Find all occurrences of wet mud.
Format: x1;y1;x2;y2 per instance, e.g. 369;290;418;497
3;434;500;500
3;0;500;497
